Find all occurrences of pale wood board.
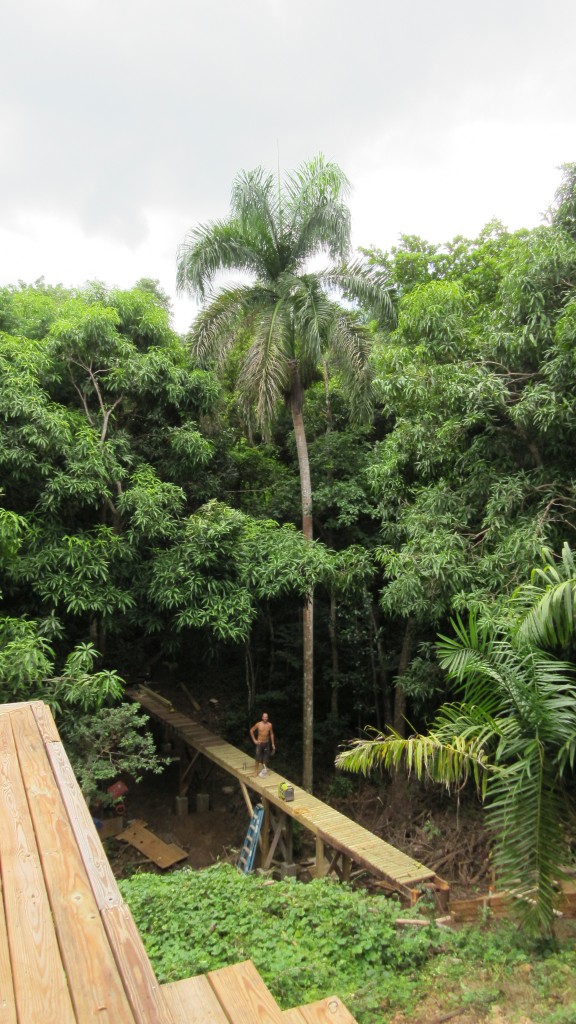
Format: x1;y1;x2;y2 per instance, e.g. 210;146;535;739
15;706;137;1024
284;997;359;1024
43;737;122;912
30;701;61;743
116;821;188;869
0;874;17;1024
102;904;176;1024
162;975;230;1024
283;1010;307;1023
208;960;284;1024
0;712;76;1024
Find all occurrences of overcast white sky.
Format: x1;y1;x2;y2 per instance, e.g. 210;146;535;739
1;0;575;332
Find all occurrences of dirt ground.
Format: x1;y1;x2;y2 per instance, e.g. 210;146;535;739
104;759;250;876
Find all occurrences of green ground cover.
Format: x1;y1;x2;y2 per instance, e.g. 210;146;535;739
120;863;576;1023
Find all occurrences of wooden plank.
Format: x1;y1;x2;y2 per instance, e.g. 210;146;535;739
102;904;176;1024
283;1010;307;1024
315;836;325;878
30;701;60;743
116;821;188;869
162;975;229;1024
0;713;76;1024
41;721;177;1021
208;960;284;1024
285;996;359;1023
43;737;121;912
0;701;49;716
239;781;254;817
15;705;137;1024
0;880;17;1024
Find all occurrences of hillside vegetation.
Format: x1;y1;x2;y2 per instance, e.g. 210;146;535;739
120;863;576;1024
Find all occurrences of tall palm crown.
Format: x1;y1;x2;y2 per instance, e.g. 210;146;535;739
177;156;392;429
177;156;392;792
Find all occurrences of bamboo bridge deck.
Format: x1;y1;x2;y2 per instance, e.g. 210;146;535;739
128;688;443;898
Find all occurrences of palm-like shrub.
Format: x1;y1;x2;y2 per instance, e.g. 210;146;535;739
337;545;576;935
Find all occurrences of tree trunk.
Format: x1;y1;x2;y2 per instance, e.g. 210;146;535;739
369;602;388;726
328;590;339;718
302;596;314;791
290;366;314;792
323;366;339;720
393;616;416;738
245;638;256;710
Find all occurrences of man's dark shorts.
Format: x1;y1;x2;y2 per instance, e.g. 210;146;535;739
256;742;270;765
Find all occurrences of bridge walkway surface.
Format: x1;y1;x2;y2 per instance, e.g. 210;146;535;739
128;688;446;900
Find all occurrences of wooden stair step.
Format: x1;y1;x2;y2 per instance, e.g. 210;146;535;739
162;975;229;1024
208;960;284;1024
283;996;359;1023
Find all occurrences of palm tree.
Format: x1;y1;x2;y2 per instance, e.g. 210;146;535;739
177;155;393;791
515;542;576;649
336;546;576;935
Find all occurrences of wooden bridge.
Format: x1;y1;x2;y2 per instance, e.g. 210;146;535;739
128;688;446;901
0;699;357;1023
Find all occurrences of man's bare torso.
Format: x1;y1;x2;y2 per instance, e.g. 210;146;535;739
254;720;273;743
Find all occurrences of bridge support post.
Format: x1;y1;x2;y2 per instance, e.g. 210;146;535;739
260;799;271;866
262;810;296;874
315;835;325;877
178;742;200;797
341;854;351;882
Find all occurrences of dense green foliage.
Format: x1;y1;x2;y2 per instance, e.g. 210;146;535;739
2;165;576;913
120;863;576;1022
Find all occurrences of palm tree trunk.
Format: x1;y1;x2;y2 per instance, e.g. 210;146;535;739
290;367;314;792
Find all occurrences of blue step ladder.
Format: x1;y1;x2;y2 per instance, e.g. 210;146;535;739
237;804;264;874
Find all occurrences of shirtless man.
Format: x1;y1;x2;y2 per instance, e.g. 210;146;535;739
249;712;275;777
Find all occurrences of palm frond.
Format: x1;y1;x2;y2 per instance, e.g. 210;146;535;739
321;259;396;324
286;155;352;265
237;302;292;428
176;220;264;300
231;167;276;229
188;285;268;367
487;749;567;935
336;721;491;793
437;618;509;714
327;311;374;423
290;277;335;371
514;542;576;648
517;580;576;648
230;167;283;265
291;203;352;266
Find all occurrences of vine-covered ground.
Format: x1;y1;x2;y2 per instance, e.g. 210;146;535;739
120;863;576;1024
